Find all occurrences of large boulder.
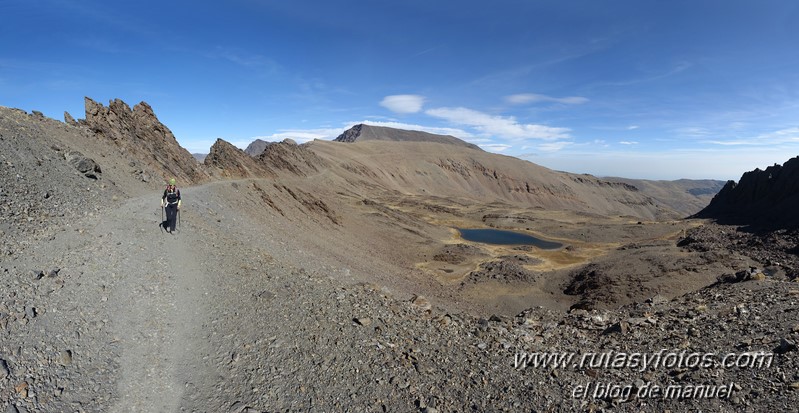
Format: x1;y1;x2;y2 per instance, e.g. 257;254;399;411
65;150;102;179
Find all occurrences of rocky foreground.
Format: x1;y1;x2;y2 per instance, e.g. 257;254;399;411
1;184;797;413
1;102;798;412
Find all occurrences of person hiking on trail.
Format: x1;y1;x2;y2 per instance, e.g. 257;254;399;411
161;178;181;233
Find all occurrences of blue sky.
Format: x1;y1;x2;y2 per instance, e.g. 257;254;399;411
3;0;799;180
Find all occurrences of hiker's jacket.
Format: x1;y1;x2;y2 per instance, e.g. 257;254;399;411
162;185;181;206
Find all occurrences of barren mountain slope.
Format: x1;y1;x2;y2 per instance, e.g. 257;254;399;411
334;123;482;150
308;138;676;221
604;177;726;216
0;105;157;258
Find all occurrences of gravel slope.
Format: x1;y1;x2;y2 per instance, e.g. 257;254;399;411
3;179;798;413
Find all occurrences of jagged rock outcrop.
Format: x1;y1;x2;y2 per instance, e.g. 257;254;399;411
64;111;78;126
334;124;482;150
204;139;273;179
83;97;209;185
258;139;327;176
695;156;799;228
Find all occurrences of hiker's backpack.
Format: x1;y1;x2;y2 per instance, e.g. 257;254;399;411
165;185;180;204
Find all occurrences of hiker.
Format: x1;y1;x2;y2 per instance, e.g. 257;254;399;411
161;178;182;233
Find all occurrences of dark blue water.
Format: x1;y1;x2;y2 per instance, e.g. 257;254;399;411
457;228;562;249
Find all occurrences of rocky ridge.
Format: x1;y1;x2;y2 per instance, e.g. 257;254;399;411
257;139;327;176
695;156;799;229
82;97;209;185
204;139;273;179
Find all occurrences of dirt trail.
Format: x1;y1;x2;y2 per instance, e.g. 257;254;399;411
91;189;216;412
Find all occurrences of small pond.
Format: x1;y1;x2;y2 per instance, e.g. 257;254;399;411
457;228;562;249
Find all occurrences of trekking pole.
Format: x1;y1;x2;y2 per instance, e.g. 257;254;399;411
178;208;181;229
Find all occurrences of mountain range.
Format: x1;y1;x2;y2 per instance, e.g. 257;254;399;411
2;97;796;412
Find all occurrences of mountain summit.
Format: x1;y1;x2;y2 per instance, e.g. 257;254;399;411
334;124;481;150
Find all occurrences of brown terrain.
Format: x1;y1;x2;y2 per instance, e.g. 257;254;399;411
1;98;797;412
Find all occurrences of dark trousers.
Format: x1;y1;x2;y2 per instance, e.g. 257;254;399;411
164;204;178;231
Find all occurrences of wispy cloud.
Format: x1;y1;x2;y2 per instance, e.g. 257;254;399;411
479;143;512;152
379;95;426;114
619;141;639;145
467;38;616;89
413;46;442;57
505;93;588;105
425;106;571;141
206;46;279;70
251;127;344;144
676;127;714;137
536;141;575;152
703;127;799;146
592;61;693;88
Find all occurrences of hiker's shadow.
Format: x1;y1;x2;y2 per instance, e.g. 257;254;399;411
158;221;179;234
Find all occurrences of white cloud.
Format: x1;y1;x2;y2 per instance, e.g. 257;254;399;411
619;141;639;145
505;93;588;105
759;127;799;142
425;106;571;141
379;94;426;114
703;127;799;146
479;143;512;152
676;127;713;137
251;127;344;144
536;141;575;152
627;125;639;130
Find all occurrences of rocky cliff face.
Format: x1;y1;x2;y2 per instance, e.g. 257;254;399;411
83;97;209;185
695;156;799;228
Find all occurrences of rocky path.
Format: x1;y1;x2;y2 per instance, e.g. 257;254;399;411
101;189;216;412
